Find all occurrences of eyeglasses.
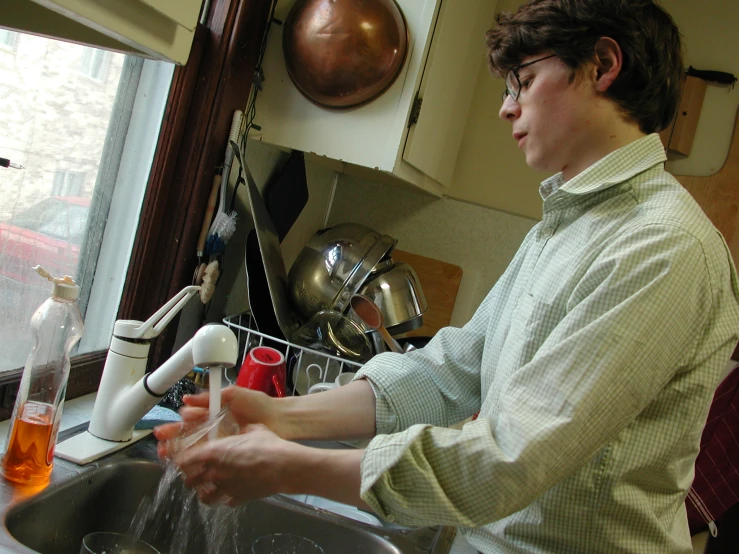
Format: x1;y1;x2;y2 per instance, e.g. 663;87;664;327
501;54;557;103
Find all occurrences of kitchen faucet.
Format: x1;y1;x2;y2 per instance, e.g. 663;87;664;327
55;286;238;465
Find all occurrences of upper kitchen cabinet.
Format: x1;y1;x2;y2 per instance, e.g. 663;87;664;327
2;0;202;64
253;0;498;196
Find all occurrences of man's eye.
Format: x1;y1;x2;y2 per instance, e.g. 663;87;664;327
521;77;533;89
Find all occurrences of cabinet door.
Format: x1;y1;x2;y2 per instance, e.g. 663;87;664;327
10;0;202;64
402;0;497;188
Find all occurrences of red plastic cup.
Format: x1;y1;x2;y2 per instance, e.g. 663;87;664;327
236;346;286;398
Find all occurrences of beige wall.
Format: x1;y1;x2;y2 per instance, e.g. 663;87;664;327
446;0;739;220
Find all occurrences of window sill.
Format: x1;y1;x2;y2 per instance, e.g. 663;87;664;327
0;350;106;421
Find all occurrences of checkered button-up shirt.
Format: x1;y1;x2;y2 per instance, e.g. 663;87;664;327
356;134;739;554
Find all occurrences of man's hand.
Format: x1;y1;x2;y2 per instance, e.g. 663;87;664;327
154;386;280;458
174;424;293;505
172;424;368;509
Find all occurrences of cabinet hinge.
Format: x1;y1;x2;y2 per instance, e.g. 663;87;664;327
408;95;423;128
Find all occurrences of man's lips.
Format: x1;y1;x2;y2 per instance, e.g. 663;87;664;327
513;132;527;146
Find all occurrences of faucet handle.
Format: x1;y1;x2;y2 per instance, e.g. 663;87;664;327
114;286;201;340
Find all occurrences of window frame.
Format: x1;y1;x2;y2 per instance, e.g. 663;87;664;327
0;0;272;419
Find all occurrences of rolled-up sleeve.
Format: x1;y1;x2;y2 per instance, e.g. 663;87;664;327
355;282;501;434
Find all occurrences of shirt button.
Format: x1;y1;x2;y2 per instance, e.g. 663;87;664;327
542;227;553;238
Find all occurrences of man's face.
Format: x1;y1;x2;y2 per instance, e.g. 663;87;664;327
498;53;600;180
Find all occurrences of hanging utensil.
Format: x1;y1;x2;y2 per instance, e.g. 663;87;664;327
350;294;404;354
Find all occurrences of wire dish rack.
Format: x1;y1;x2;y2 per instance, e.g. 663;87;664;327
223;313;364;396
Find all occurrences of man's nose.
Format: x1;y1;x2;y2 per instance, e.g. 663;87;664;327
498;95;521;121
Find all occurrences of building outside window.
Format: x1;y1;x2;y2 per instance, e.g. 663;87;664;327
79;46;111;82
0;30;18;52
52;170;86;197
0;32;173;372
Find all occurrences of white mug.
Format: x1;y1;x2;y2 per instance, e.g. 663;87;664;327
307;372;357;394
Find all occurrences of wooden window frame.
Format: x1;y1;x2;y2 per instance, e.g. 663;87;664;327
0;0;272;420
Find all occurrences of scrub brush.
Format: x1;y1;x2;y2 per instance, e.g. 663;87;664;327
198;260;220;303
205;110;243;256
194;110;243;303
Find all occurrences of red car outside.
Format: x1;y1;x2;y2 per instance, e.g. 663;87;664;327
0;196;90;287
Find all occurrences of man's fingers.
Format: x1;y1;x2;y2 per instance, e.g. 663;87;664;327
178;406;210;423
153;422;183;441
182;391;211;408
221;386;239;404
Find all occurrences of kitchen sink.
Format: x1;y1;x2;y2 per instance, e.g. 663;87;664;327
0;431;454;554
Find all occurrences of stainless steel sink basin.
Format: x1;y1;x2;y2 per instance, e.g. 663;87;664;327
0;431;454;553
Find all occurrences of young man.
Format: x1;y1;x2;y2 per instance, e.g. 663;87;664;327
157;1;739;552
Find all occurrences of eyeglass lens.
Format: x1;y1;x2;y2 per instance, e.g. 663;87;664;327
501;54;557;103
503;71;519;102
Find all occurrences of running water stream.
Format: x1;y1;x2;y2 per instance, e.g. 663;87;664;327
128;462;248;554
128;370;247;553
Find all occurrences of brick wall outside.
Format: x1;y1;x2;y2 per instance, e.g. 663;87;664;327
0;32;125;219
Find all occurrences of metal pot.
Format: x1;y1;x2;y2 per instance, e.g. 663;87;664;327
282;0;409;108
287;223;396;321
357;261;427;335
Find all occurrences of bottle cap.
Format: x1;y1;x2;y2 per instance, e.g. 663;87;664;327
34;265;80;301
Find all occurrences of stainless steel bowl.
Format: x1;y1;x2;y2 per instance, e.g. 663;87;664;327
358;261;428;335
288;223;397;321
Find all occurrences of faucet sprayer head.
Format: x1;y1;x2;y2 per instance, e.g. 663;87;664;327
192;324;239;368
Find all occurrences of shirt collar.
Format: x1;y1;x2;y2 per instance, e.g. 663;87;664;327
539;134;667;201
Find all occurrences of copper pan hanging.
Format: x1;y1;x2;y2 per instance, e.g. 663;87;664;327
282;0;409;109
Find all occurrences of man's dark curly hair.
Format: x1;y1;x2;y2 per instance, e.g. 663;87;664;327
486;0;684;134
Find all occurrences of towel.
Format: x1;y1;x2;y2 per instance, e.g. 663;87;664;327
134;405;182;430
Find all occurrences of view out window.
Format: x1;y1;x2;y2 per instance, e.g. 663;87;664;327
79;47;111;81
0;30;18;51
52;170;86;197
0;32;173;372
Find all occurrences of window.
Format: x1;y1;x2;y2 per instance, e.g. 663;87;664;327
0;34;173;373
0;30;18;52
52;170;86;197
79;47;111;81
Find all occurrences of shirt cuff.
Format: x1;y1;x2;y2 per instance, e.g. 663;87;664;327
359;424;431;521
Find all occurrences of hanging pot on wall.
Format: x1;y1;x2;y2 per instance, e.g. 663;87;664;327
282;0;409;109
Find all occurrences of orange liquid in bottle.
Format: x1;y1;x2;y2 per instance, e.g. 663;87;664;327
1;402;56;486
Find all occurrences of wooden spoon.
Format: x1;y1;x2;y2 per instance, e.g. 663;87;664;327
350;294;404;354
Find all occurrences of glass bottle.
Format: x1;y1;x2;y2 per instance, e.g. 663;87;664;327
1;267;84;485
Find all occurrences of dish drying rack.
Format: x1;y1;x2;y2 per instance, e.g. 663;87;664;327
222;313;364;395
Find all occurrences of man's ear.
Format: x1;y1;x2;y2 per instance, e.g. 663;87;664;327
593;37;623;92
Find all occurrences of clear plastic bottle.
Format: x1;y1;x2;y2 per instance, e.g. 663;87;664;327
1;267;83;485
